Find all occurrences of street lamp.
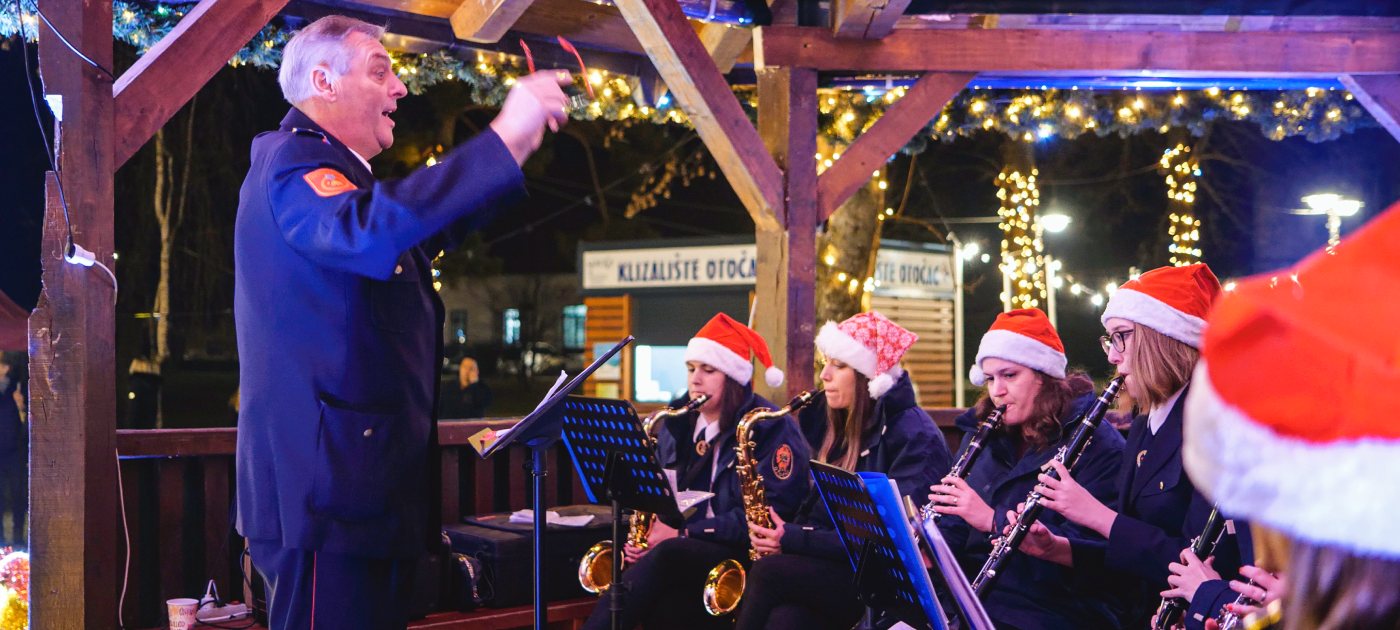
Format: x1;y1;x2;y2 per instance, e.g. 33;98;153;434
1040;212;1072;234
1294;193;1363;252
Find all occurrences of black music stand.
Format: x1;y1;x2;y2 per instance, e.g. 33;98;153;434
479;336;634;630
810;461;948;630
558;396;685;630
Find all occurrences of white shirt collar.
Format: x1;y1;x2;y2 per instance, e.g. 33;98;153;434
1148;387;1186;435
693;416;720;443
347;148;372;175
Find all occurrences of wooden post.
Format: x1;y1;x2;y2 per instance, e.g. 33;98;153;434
31;0;119;625
754;67;818;398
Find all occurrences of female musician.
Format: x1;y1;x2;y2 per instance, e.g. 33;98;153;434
928;308;1126;629
581;313;810;630
1009;264;1223;627
1182;204;1400;630
737;311;953;630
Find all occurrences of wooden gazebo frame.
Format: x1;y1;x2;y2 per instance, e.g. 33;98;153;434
26;0;1400;624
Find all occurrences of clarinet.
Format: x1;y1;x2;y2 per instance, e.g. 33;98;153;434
971;376;1125;597
1152;506;1228;630
1216;580;1260;630
919;405;1006;524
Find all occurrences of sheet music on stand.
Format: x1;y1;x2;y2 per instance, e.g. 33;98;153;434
810;462;947;630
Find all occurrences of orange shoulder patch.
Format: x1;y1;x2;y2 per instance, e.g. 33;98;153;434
302;168;357;198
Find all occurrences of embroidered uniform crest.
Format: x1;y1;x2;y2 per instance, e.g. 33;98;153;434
695;439;709;457
772;444;794;480
303;168;357;198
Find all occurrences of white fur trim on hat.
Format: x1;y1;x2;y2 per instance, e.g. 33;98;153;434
815;321;880;380
971;329;1067;386
685;336;755;385
1184;361;1400;558
868;367;904;399
1101;288;1207;349
764;365;785;388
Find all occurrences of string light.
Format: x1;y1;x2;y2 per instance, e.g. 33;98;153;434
997;168;1046;310
1160;144;1202;266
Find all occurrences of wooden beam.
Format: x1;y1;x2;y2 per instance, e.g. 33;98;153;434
358;0;649;57
831;0;912;39
1340;75;1400;143
615;0;784;230
754;67;818;398
450;0;537;43
33;0;117;625
893;13;1400;33
755;26;1400;75
699;22;750;74
818;72;969;220
113;0;289;167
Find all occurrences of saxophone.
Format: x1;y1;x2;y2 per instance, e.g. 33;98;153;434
577;394;710;594
702;390;824;616
971;376;1125;597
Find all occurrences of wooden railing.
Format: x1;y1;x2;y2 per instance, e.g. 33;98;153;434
113;411;968;628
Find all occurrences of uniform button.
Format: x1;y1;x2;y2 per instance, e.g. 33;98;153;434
394;264;404;275
364;428;374;437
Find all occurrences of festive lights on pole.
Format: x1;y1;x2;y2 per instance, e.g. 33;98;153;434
996;167;1046;311
1160;144;1203;266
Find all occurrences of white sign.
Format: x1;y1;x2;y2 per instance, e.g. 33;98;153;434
582;242;953;299
873;249;955;299
582;244;758;290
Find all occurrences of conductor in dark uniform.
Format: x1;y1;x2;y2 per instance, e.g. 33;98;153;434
233;15;570;629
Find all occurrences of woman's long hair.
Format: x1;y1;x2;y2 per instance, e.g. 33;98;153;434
818;372;875;471
1282;537;1400;630
1123;325;1198;409
973;370;1095;451
714;375;754;437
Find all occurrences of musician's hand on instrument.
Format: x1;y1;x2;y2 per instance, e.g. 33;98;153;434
928;476;995;532
647;520;679;550
1036;459;1116;537
1162;549;1218;602
1227;565;1284;617
1003;505;1074;567
748;508;786;555
623;542;647;565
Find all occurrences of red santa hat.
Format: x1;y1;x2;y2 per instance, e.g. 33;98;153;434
684;313;783;388
1101;263;1222;348
1184;201;1400;558
970;308;1066;386
815;311;918;399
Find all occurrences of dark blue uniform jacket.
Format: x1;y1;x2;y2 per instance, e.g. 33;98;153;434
234;108;524;558
1068;386;1217;626
785;372;953;562
656;392;811;551
940;392;1126;630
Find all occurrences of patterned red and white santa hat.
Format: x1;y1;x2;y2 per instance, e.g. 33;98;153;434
970;308;1066;386
1101;263;1222;348
1184;201;1400;558
816;311;918;399
684;313;783;388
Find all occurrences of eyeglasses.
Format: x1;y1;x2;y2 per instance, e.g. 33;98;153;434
520;36;593;111
1099;329;1134;355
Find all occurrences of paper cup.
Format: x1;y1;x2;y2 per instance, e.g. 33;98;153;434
167;598;199;629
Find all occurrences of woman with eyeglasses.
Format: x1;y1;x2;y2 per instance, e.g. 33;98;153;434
1007;264;1226;628
929;309;1126;629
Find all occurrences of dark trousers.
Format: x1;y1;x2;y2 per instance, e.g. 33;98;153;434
734;553;863;630
0;448;25;545
582;536;740;630
249;542;415;630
